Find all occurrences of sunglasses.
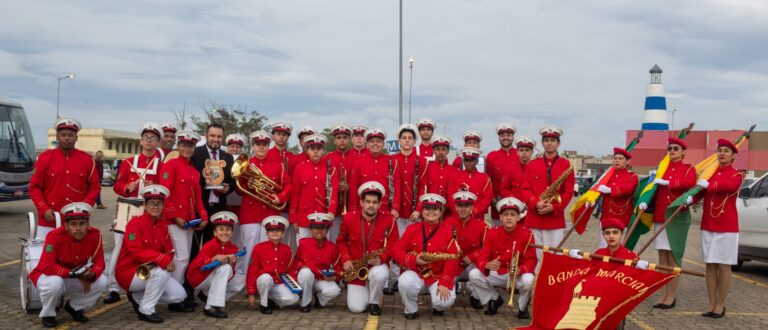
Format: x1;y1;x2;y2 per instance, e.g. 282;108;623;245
667;146;681;152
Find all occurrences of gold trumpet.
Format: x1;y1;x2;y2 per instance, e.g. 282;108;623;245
231;153;286;211
539;163;573;204
507;242;520;308
137;249;175;281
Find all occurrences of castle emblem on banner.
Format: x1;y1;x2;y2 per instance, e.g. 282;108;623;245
555;280;600;329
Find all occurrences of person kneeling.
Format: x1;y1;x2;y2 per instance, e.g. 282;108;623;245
469;197;537;319
246;216;300;314
393;193;462;319
296;213;342;312
187;211;246;318
116;185;187;323
29;202;108;328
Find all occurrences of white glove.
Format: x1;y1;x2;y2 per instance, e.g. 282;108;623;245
585;201;593;208
597;185;611;194
697;179;710;189
567;249;583;259
638;202;648;210
686;196;694;205
648;170;657;178
653;178;669;186
636;260;649;270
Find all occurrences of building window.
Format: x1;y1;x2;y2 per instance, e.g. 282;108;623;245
108;141;113;150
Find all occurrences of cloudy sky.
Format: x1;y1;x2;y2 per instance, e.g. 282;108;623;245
1;0;766;155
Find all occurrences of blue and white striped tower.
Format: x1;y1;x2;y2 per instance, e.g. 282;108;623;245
641;64;669;130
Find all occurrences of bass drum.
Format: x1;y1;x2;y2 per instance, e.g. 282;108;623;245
20;212;47;313
114;197;145;233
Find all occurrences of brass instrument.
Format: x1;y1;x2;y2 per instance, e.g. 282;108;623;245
231;153;286;211
409;251;462;278
340;164;348;215
507;241;520;308
163;150;179;163
341;249;382;282
137;249;175;281
539;163;573;204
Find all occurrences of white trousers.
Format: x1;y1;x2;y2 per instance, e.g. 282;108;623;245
297;268;341;307
231;222;243;251
457;264;479;299
399;270;456;314
194;265;245;309
256;273;299;308
168;225;193;283
128;267;186;314
328;216;343;243
396;217;415;238
280;212;298;252
106;232;124;293
239;223;263;275
531;228;564;261
346;264;389;313
468;268;533;310
297;227;313;241
36;274;107;318
36;226;55;241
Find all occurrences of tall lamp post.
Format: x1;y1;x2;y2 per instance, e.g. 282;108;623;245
57;74;75;119
408;58;414;123
669;107;678;131
398;0;403;125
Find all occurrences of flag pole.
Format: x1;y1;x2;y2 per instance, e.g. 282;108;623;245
531;244;703;277
635;204;686;256
622;209;645;245
557;206;592;248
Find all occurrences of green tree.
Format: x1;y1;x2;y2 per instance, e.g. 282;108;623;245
190;100;268;137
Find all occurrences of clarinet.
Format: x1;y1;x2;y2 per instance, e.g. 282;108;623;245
326;158;333;210
412;156;419;213
388;158;394;207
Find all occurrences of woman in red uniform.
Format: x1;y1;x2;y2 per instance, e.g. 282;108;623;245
595;147;638;248
691;139;743;318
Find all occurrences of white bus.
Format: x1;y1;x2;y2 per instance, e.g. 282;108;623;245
0;96;35;201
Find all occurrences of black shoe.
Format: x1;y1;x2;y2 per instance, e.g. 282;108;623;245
300;304;312;313
137;312;164;323
658;299;676;310
313;293;324;309
197;291;208;304
103;291;120;304
652;303;664;308
41;317;58;328
702;311;714;317
517;308;530;320
432;309;444;316
168;303;195;313
260;305;273;315
710;307;726;318
204;306;228;318
469;296;483;310
268;299;280;310
126;293;140;315
368;304;381;316
404;312;418;320
383;281;398;295
484;296;504;315
64;301;89;322
183;296;198;308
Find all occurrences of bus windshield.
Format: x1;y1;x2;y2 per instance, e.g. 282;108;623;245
0;104;36;171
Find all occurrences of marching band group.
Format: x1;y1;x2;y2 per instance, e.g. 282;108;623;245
26;117;742;327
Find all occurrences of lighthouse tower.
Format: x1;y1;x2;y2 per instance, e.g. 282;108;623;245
641;64;669;130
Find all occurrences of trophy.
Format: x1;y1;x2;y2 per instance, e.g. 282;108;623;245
203;159;226;190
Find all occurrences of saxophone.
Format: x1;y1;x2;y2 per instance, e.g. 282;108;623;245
410;227;462;278
341;249;382;282
539;163;573;204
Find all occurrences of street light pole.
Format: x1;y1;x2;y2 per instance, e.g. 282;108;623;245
56;74;75;119
669;107;678;131
408;58;414;123
398;0;403;126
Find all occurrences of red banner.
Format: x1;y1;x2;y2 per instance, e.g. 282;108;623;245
517;253;676;330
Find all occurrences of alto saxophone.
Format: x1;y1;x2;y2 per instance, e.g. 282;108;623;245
341;249;382;282
539;163;573;204
409;251;462;278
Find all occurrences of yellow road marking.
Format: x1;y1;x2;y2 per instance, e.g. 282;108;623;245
669;311;768;316
54;299;127;329
683;258;768;289
0;259;20;268
363;314;379;330
626;314;654;330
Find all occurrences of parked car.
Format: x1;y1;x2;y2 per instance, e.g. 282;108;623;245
102;163;115;186
734;172;768;271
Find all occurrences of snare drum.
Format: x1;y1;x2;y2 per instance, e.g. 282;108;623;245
114;197;145;233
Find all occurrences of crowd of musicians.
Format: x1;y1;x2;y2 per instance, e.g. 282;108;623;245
27;117;742;327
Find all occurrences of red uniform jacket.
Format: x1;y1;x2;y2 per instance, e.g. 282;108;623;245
695;165;743;232
246;240;294;294
420;160;458;200
486;148;520;199
295;237;342;281
160;157;209;224
652;160;696;223
289;152;311;176
520;155;575;229
348;153;401;213
30;226;105;286
599;168;639;227
267;147;296;173
393;151;428;217
416;143;433;158
499;164;525;201
336;210;399;286
187;238;240;288
475;226;537;276
115;213;174;289
446;169;493;219
29;148;100;227
114;150;164;198
443;216;488;265
238;156;291;225
324;149;356;215
290;159;338;227
594;246;638;260
392;221;462;289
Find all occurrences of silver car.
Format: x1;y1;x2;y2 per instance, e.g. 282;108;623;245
735;173;768;270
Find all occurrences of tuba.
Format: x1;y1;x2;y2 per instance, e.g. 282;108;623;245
539;163;573;204
231;153;287;211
